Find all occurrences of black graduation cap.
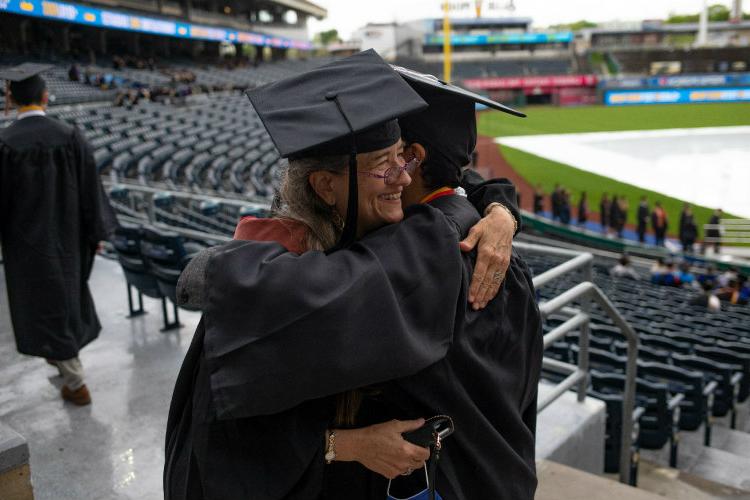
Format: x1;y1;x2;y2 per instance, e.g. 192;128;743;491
246;50;428;250
392;65;525;173
0;63;53;111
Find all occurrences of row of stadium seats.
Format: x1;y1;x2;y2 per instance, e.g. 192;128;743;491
521;250;749;480
108;187;268;238
111;222;206;330
0;65;117;107
0;94;284;199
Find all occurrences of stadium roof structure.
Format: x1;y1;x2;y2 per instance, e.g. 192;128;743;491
271;0;327;20
583;19;750;36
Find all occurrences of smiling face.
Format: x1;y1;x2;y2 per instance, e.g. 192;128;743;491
329;140;411;237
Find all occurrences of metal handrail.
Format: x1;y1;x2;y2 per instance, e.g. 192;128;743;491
515;241;639;485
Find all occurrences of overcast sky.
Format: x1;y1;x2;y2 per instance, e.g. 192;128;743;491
308;0;735;39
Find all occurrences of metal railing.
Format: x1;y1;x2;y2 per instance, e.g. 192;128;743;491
516;241;639;485
704;219;750;244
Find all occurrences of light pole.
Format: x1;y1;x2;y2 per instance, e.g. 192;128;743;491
442;1;452;83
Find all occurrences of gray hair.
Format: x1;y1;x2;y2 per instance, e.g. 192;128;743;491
274;154;349;251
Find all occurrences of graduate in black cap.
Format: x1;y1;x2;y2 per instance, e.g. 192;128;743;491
327;67;542;500
0;63;117;406
164;50;522;500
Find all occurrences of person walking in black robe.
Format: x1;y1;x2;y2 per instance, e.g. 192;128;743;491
577;191;588;226
550;184;561;221
609;195;621;237
0;63;117;405
679;203;698;253
600;193;610;233
651;201;668;247
636;196;649;243
704;208;723;254
533;183;544;215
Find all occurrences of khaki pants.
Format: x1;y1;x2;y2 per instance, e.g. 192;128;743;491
52;357;85;391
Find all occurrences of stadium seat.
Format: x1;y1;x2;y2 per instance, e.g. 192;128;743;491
637;361;710;442
693;345;750;403
591;371;679;467
139;227;205;330
112;223;164;320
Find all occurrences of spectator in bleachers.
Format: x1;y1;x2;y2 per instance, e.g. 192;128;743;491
651;201;668;246
661;261;681;287
697;264;718;286
68;63;79;82
717;278;742;304
717;266;738;288
0;63;117;406
679;203;698;253
577;191;588;226
704;208;723;254
533;183;544;215
610;254;640;280
608;195;621;237
689;280;721;312
600;193;610;234
650;257;667;281
739;276;750;305
677;262;696;287
615;196;628;238
637;195;649;243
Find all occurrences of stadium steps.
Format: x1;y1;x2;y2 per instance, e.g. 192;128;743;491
640;422;750;494
621;460;750;499
536;460;663;500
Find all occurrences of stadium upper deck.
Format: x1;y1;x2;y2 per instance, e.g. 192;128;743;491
0;0;325;61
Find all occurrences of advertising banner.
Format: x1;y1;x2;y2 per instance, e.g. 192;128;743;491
0;0;312;48
605;87;750;105
424;31;572;46
601;73;750;89
464;74;598;90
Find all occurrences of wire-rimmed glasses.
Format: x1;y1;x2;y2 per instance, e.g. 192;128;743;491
358;157;420;185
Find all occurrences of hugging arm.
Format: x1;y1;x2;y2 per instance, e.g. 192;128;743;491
461;175;521;308
201;204;464;420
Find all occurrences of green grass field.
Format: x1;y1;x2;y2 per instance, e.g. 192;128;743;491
477;103;750;237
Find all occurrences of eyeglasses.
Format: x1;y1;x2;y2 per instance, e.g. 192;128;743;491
358;157;420;185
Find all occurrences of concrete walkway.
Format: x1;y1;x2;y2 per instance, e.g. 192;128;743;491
0;256;200;499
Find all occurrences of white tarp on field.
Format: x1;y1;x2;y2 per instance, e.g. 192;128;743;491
495;126;750;218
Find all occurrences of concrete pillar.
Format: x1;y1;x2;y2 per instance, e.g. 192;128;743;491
132;33;140;56
731;0;743;22
182;0;192;20
696;0;709;47
19;20;29;54
62;26;70;53
99;29;107;55
156;0;163;14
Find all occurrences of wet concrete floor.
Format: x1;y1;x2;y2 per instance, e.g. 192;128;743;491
0;256;200;499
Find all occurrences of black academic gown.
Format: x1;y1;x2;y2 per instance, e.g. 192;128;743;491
164;180;522;500
0;115;116;360
324;195;542;500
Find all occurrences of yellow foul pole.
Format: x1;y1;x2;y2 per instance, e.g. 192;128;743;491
442;1;452;83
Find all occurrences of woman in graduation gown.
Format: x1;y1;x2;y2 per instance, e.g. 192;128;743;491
164;51;522;500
